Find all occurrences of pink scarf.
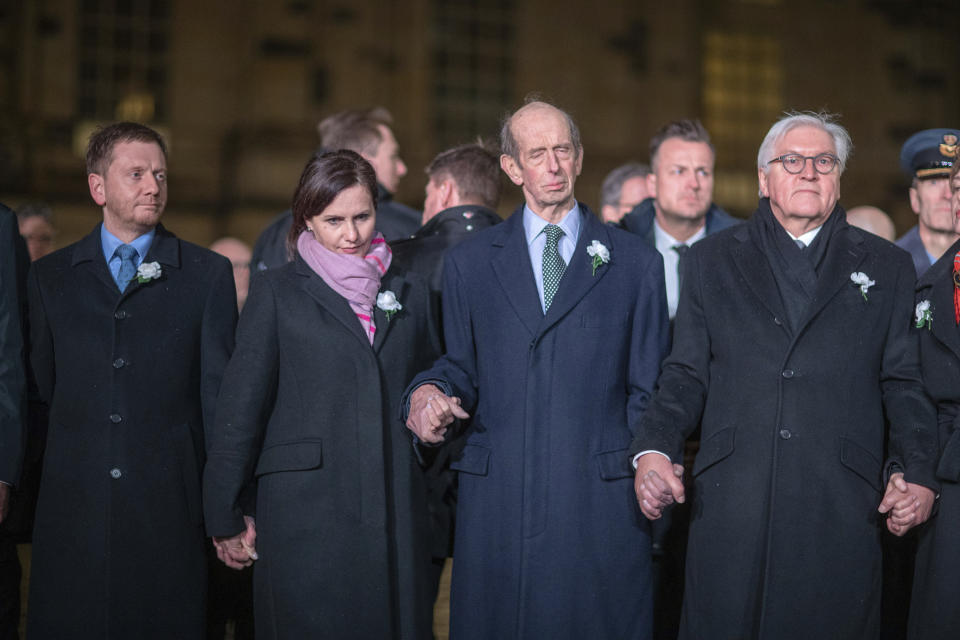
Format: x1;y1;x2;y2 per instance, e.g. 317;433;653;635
297;231;392;344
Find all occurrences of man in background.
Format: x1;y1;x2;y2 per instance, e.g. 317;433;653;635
599;162;650;225
620;120;738;319
846;205;896;242
210;237;252;311
15;202;55;262
896;128;960;277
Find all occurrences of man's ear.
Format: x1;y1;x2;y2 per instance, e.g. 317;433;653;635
89;173;107;206
908;186;921;216
758;168;769;198
646;171;658;199
440;179;458;209
500;154;523;187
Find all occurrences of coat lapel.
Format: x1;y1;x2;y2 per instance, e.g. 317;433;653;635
918;246;960;362
539;207;609;334
296;256;372;349
490;209;543;338
119;224;181;301
372;272;409;353
797;225;866;332
731;218;790;333
70;224;119;294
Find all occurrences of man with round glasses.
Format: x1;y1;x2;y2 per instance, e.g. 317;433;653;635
630;112;937;639
895;128;960;277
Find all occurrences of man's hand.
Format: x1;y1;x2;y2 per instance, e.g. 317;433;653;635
879;472;935;536
0;483;9;525
634;453;685;520
212;515;257;570
406;384;470;444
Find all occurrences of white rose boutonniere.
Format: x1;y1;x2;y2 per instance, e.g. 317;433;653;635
136;261;162;283
376;290;402;321
586;240;610;276
915;300;932;330
850;271;875;301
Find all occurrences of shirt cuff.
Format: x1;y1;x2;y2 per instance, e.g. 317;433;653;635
631;450;671;469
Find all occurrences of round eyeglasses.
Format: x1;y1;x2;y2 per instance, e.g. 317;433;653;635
768;153;838;175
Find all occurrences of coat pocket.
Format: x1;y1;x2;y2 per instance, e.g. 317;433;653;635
254;439;323;477
449;443;490;476
172;422;203;527
692;427;736;476
839;437;882;492
596;448;634;480
936;428;960;482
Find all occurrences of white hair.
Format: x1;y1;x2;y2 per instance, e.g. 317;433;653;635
757;111;853;175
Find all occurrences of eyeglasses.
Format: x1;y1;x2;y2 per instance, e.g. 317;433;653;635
767;153;838;175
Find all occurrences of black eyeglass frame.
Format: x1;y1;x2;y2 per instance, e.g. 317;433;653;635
767;153;839;175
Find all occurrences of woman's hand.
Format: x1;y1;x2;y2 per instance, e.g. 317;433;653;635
406;383;470;443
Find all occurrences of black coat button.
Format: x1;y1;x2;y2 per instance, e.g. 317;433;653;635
781;369;794;379
109;468;122;479
109;413;122;424
113;358;126;369
779;428;792;440
774;316;782;326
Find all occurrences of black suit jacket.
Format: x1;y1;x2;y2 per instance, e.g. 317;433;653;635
26;223;237;639
631;203;937;639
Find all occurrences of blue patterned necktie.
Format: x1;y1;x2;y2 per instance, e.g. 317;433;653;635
115;244;138;291
542;224;566;311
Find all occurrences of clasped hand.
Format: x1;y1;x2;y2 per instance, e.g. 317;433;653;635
633;454;686;520
406;383;470;444
878;472;935;536
212;515;257;570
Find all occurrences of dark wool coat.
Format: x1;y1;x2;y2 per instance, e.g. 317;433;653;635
0;205;27;488
26;224;237;639
907;236;960;640
631;205;938;640
203;256;441;640
405;205;669;639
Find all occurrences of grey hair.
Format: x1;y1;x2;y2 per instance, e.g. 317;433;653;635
600;163;651;207
499;99;582;163
757;111;852;174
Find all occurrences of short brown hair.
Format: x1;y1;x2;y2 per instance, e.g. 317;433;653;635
86;122;167;176
426;143;502;210
287;150;379;256
316;107;394;157
649;119;714;170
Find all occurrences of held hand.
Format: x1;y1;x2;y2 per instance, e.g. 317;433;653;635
406;384;470;444
213;516;258;570
879;473;936;536
0;483;9;525
633;453;685;520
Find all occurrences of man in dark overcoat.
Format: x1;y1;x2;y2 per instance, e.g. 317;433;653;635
632;112;939;640
404;101;669;639
26;122;237;639
0;203;28;640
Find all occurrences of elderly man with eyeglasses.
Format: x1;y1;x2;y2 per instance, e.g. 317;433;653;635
629;112;938;640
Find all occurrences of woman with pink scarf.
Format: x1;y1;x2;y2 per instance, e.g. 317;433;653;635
203;150;441;639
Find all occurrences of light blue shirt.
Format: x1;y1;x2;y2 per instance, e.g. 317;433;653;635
522;203;581;313
100;225;155;288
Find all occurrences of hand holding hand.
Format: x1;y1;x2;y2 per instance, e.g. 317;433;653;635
406;384;470;444
879;473;935;536
212;515;258;570
634;454;685;520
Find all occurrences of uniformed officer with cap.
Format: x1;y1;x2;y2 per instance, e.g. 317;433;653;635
895;128;960;277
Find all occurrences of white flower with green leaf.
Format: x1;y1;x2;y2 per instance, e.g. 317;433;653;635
377;290;402;321
586;240;610;276
136;261;162;283
850;271;874;301
915;300;932;330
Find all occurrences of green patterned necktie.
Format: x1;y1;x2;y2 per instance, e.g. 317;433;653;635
542;224;566;311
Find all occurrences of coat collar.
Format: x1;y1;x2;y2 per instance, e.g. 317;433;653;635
490;202;610;338
295;254;407;353
916;238;960;361
412;205;501;239
732;206;866;336
71;222;181;297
